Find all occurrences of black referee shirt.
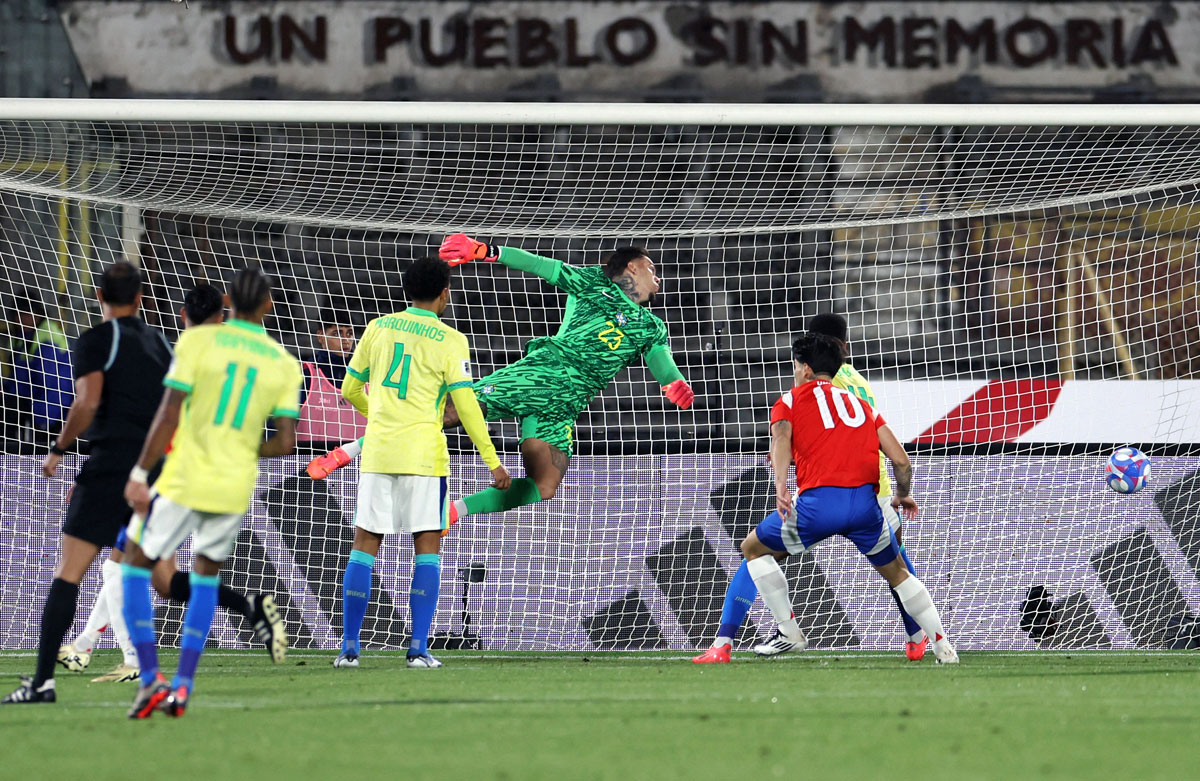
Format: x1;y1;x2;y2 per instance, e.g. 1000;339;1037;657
72;316;173;446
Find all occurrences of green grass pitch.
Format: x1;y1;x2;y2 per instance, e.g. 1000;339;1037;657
3;649;1198;779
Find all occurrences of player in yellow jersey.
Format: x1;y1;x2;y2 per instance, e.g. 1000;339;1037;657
333;257;509;670
693;313;928;663
119;267;304;718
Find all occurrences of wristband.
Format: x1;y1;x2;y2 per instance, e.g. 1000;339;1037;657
49;443;67;456
129;465;150;484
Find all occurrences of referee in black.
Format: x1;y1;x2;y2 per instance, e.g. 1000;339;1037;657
4;262;172;704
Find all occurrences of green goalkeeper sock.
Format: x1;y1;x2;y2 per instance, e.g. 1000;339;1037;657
462;478;543;516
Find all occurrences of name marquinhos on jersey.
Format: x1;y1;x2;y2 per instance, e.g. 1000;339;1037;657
377;315;447;341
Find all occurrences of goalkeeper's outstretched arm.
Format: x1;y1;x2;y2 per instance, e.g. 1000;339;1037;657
439;233;565;286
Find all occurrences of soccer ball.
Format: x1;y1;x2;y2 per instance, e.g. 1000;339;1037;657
1106;447;1150;494
56;644;91;672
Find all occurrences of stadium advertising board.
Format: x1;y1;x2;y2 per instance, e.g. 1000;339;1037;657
3;381;1199;653
59;1;1190;98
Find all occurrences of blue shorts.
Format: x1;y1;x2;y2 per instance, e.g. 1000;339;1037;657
754;484;899;566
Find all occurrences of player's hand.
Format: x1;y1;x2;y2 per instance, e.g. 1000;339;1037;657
307;446;353;479
124;479;152;517
490;463;512;491
42;452;62;478
439;233;498;266
775;485;793;520
892;495;919;520
662;379;694;410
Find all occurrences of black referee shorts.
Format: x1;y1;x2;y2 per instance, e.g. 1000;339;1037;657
62;442;147;548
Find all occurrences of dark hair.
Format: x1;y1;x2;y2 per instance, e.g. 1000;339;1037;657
602;246;649;279
229;266;272;313
99;261;143;306
184;282;224;325
792;332;846;377
807;312;849;344
404;257;451;302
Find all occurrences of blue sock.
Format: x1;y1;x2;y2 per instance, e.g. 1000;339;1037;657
408;553;441;656
342;550;374;656
717;559;759;643
121;564;158;685
173;572;218;692
892;545;923;639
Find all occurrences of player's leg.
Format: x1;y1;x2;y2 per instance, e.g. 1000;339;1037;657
62;549;123;672
450;422;572;522
120;538;170;717
337;472;390;667
445;361;576;523
879;495;926;659
90;534;142;683
872;558;958;664
121;496;204;717
740;530;807;656
403;475;449;668
159;508;247;716
849;488;957;664
2;533;102;704
307;436;364;479
337;526;383;667
154;554;284;663
693;532;786;663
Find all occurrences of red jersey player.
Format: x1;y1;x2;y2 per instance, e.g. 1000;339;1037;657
738;332;958;663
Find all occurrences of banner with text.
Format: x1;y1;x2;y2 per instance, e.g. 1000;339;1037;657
59;1;1192;99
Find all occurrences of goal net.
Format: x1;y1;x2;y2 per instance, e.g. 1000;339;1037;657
1;101;1198;653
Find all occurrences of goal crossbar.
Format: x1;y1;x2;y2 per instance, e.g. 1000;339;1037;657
3;99;1200;126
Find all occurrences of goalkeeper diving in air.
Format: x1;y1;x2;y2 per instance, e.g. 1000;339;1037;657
308;234;694;525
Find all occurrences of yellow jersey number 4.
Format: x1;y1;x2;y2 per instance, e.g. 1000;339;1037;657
382;342;412;398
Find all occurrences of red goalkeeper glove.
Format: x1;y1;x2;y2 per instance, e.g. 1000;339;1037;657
306;446;353;480
662;379;694;410
439;233;498;266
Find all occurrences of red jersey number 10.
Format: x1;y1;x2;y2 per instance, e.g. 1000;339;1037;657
812;384;867;430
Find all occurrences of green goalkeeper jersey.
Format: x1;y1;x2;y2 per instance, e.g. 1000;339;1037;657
497;247;682;400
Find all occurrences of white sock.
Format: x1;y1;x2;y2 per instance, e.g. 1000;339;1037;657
713;635;733;648
100;559;136;664
893;575;948;645
74;572;115;653
451;498;468;520
342;438;363;458
746;556;800;640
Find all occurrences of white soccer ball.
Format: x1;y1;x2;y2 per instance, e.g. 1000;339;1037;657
1106;447;1150;494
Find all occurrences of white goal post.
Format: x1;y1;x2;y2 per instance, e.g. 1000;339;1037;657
1;99;1199;654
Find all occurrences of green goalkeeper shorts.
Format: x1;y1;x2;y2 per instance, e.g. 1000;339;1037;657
473;352;591;458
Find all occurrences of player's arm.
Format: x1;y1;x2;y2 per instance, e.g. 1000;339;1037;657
770;419;794;518
877;423;917;519
439;234;578;289
644;320;693;409
260;418;297;458
124;387;186;516
449;387;510;489
44;325;114;477
341;370;369;417
339;323;373;417
262;359;302;458
444;343;510;489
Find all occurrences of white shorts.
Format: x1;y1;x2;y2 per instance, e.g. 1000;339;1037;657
354;473;448;535
870;494;904;558
129;494;244;563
